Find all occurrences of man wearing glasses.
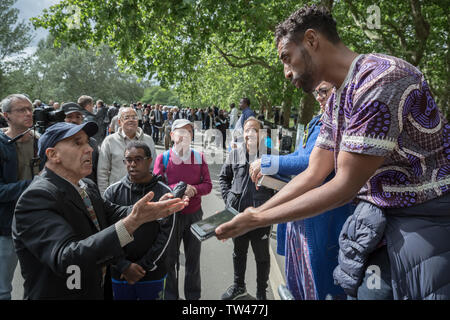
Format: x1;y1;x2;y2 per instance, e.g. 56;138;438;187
0;94;41;300
218;4;450;300
104;141;182;300
98;107;156;195
248;82;353;300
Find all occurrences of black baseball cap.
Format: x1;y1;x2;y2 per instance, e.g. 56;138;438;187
38;122;98;161
62;102;83;115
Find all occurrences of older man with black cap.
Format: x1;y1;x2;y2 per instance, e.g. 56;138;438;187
12;121;187;300
62;102;99;184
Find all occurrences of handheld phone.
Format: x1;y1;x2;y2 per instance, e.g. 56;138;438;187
190;207;240;241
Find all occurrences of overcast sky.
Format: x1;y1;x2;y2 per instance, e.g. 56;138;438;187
13;0;62;54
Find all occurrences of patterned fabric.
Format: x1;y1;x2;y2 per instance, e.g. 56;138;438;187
77;182;107;282
316;53;450;208
285;220;317;300
78;187;100;231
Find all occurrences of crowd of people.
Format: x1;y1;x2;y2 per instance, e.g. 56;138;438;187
0;89;265;300
0;4;449;302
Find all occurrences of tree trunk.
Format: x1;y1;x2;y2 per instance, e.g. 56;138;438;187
298;93;316;125
281;102;291;128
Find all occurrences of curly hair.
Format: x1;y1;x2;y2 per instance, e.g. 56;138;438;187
275;4;340;47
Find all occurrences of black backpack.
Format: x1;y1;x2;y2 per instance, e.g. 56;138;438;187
281;135;293;154
106;106;119;124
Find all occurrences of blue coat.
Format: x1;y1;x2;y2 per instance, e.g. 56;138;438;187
261;114;353;299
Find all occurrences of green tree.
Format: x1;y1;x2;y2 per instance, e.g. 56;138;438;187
0;0;32;98
2;35;148;104
141;85;180;105
31;0;450;122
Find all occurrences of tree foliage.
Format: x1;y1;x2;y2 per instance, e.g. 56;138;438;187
141;85;180;105
1;36;150;104
28;0;450;122
0;0;31;61
0;0;32;96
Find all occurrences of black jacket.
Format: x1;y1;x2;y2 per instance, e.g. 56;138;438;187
103;174;175;281
204;114;212;130
12;167;130;300
86;137;99;184
83;108;108;143
219;147;274;212
0;129;41;236
150;110;163;125
106;106;120;125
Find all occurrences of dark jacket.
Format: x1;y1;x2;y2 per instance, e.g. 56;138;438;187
0;130;40;236
103;174;175;281
83;108;108;143
0;115;7;128
150;110;163;125
333;201;386;298
219;147;274;212
203;114;212;130
106;106;120;125
86;137;99;185
214;115;228;133
334;193;450;299
12;167;130;300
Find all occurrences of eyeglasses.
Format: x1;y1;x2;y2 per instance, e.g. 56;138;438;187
11;107;33;114
313;87;332;99
121;115;138;121
123;156;151;165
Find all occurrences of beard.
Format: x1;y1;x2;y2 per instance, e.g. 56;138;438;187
292;47;315;94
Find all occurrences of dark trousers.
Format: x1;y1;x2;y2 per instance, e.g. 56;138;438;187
220;129;227;149
152;123;161;143
143;123;152;136
233;226;271;294
111;276;166;300
165;209;203;300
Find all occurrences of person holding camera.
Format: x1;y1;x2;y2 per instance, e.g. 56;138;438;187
0;94;42;300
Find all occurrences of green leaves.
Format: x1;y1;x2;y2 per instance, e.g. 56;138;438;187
24;0;450;121
0;0;32;61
